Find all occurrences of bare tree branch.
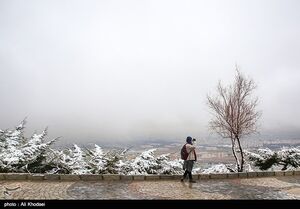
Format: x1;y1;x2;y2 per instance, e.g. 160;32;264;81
207;68;261;172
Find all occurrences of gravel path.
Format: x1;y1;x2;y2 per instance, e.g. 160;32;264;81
1;176;300;200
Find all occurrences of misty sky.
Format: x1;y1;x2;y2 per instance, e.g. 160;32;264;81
1;0;300;145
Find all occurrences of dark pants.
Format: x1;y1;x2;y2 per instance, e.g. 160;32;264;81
182;160;194;180
183;170;193;180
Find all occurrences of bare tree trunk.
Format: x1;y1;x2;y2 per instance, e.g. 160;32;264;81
231;138;240;171
236;137;244;172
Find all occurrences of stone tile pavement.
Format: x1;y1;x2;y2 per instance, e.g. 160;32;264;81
1;176;300;200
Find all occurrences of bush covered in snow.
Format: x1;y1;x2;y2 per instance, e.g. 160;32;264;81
201;163;253;174
0;119;58;173
0;120;183;174
118;149;183;175
202;164;233;174
43;145;129;175
1;120;299;174
244;147;300;171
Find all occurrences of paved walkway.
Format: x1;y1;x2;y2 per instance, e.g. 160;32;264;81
1;176;300;200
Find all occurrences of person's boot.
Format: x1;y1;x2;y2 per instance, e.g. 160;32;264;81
181;171;188;182
188;172;195;183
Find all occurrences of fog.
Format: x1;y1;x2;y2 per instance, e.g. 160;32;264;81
1;0;300;145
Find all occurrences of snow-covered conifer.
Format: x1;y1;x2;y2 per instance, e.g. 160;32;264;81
202;163;233;174
156;154;183;174
245;147;300;171
0;119;57;173
85;144;106;173
123;149;161;175
118;149;184;175
55;144;91;174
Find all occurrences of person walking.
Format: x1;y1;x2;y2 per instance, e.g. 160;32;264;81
181;136;197;183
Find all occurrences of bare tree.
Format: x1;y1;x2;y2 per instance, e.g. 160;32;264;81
207;67;261;172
